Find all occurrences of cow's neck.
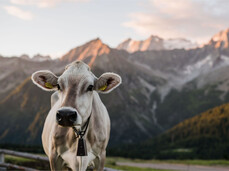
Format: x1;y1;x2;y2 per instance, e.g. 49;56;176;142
85;92;107;155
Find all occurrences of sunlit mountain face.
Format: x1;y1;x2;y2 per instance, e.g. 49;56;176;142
208;28;229;49
1;28;229;147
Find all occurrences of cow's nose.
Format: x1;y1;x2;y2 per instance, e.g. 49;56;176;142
56;108;77;127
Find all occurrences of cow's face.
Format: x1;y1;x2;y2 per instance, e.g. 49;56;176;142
32;61;121;128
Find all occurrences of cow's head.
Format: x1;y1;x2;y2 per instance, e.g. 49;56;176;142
31;61;121;128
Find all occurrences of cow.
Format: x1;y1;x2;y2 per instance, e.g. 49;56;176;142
31;61;122;171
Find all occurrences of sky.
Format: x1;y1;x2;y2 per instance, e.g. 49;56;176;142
1;0;229;58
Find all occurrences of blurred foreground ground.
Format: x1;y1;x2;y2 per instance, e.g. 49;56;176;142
4;155;229;171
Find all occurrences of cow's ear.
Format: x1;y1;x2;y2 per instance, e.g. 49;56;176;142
31;70;58;91
95;72;122;94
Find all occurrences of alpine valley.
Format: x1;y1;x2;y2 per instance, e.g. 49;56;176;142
1;28;229;154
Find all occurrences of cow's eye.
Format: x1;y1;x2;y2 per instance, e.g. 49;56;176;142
87;85;94;91
57;84;61;91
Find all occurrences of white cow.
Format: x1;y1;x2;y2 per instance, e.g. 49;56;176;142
31;61;121;171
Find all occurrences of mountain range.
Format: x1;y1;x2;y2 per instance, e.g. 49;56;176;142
1;28;229;150
117;35;199;53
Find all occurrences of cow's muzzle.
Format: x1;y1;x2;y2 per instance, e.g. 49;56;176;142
56;108;77;127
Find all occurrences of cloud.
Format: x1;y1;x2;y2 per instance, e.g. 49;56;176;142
10;0;89;8
123;0;229;43
3;5;33;20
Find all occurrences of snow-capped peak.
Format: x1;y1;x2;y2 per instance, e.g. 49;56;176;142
32;54;51;62
117;36;199;53
163;38;199;50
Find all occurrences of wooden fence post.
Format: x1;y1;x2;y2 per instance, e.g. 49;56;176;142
0;152;4;163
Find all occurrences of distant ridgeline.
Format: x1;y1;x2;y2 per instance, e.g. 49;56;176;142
108;103;229;159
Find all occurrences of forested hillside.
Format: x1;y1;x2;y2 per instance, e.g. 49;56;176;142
109;103;229;159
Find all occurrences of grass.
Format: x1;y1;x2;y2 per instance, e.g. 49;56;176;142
5;155;34;163
106;164;172;171
5;155;50;170
152;159;229;166
106;158;172;171
106;157;229;166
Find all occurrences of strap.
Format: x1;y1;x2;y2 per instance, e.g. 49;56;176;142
72;113;91;138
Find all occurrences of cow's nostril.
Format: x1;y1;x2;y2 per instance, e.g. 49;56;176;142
56;112;62;121
69;112;77;122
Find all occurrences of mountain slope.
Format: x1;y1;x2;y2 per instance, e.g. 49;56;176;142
61;38;110;67
164;103;229;143
110;103;229;159
0;56;63;98
150;102;229;159
0;77;52;144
